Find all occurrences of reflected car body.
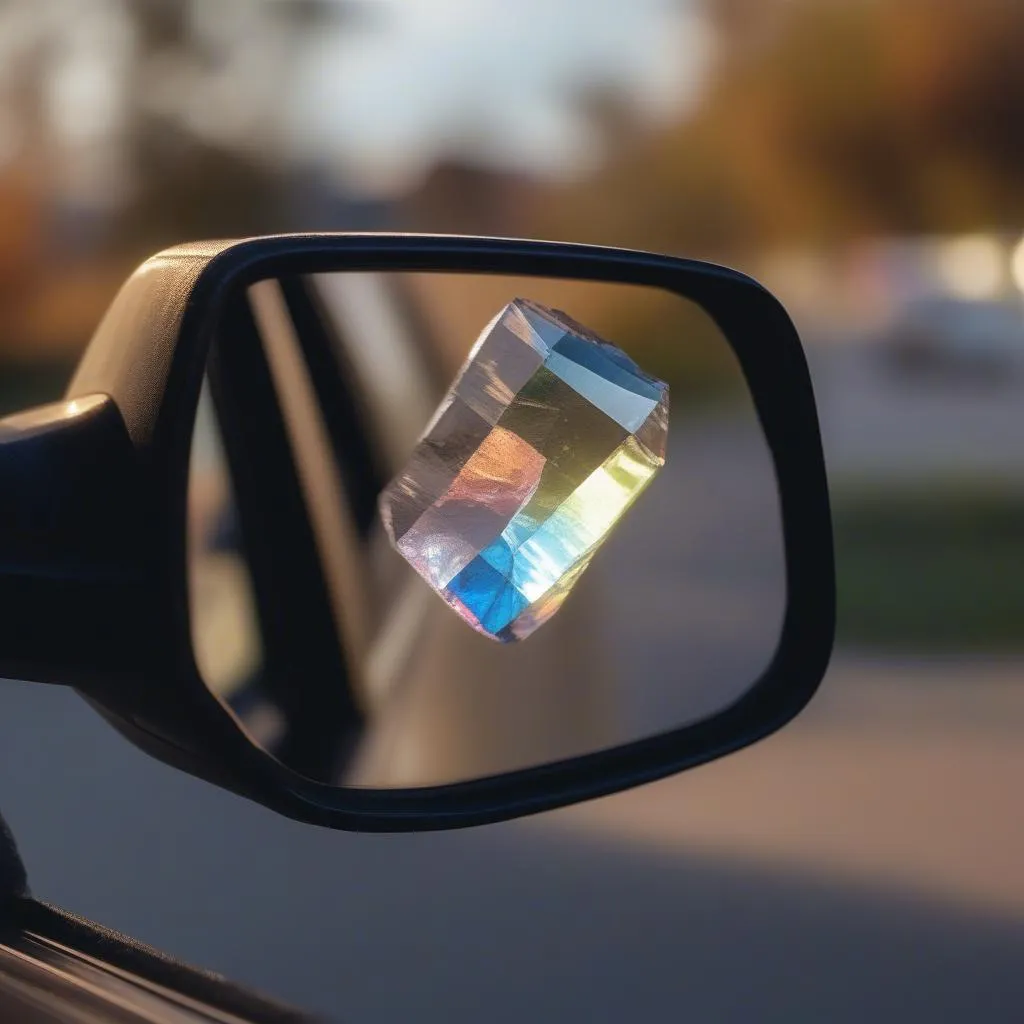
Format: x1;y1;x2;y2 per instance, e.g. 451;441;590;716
189;270;631;787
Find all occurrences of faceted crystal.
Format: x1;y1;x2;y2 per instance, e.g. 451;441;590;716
379;298;669;642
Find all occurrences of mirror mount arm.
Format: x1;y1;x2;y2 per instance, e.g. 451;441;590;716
0;395;160;691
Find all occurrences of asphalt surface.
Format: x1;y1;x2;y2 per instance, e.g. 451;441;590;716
0;345;1022;1022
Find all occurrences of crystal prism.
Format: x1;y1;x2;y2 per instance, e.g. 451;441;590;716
379;298;669;642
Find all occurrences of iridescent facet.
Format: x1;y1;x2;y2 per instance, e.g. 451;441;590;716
379;298;669;642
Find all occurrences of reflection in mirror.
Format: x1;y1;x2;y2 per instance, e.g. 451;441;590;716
187;383;264;720
186;273;785;789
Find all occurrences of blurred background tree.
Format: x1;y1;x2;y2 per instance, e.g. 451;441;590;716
2;0;1024;371
527;0;1024;254
0;0;367;383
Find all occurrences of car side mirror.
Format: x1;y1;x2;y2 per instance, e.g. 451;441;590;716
0;235;833;831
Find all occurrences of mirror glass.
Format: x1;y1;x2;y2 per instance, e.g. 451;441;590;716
187;271;785;788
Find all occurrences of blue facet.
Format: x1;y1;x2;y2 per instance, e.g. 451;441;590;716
551;332;663;401
446;554;530;636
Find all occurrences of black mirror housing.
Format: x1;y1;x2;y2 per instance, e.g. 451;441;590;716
0;235;834;831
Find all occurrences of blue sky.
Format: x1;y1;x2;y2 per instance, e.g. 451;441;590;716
285;0;711;194
0;0;711;201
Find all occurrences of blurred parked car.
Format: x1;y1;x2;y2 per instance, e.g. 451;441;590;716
880;296;1024;382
